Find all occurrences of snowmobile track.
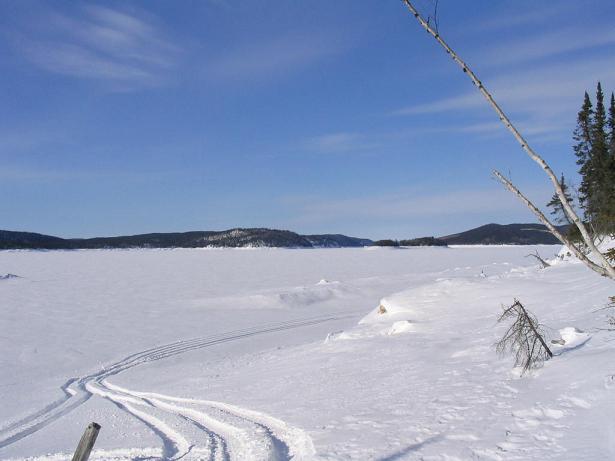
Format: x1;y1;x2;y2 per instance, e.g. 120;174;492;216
0;313;349;458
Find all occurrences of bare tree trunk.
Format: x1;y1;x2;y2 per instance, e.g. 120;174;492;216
400;0;615;280
494;171;610;277
526;250;551;269
515;300;553;359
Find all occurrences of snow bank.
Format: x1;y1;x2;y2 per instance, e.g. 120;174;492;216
192;279;348;310
387;320;415;335
552;235;615;265
551;327;591;354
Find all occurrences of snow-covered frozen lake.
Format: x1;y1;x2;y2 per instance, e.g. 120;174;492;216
1;246;613;460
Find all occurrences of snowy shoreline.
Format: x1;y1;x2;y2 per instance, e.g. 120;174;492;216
0;243;562;253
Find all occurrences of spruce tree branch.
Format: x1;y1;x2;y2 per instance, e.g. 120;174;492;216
400;0;615;280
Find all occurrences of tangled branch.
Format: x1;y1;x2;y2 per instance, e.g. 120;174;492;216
496;299;553;374
526;250;551;269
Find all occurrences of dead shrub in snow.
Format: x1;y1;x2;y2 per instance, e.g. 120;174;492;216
525;250;551;269
496;299;553;374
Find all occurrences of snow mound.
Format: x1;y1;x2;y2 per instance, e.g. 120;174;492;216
596;235;615;252
551;327;591;354
194;281;348;310
552;235;614;265
0;273;20;280
316;278;338;285
275;285;339;306
359;278;478;326
388;320;414;335
323;323;391;342
359;297;415;325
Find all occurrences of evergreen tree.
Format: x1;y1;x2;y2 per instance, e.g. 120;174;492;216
605;92;615;233
609;93;615;155
589;83;612;233
574;92;593;210
546;174;573;225
574;83;615;235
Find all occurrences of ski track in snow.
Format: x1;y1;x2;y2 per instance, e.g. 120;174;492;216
0;314;343;460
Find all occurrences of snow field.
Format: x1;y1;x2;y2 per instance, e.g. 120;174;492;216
1;246;613;460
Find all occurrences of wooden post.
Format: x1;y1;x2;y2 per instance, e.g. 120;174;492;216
71;422;101;461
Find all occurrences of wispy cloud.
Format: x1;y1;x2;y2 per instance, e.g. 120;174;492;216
393;93;480;116
391;7;615;141
305;132;378;154
392;53;615;138
12;5;180;89
455;120;566;138
206;31;348;82
476;2;578;31
285;185;553;226
480;27;615;67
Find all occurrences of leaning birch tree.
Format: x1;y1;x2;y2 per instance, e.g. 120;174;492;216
400;0;615;281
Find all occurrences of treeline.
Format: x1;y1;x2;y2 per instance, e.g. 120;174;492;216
372;237;448;247
549;82;615;236
0;229;373;250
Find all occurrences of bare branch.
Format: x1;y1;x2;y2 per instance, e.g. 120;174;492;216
493;170;610;277
496;299;552;374
400;0;615;281
526;250;551;269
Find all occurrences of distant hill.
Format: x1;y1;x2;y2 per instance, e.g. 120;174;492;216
439;223;567;245
0;230;69;250
0;223;568;250
0;228;372;250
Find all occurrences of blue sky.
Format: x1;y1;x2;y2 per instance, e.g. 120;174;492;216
1;0;614;239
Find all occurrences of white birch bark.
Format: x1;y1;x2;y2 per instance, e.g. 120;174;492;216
494;171;609;277
401;0;615;280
